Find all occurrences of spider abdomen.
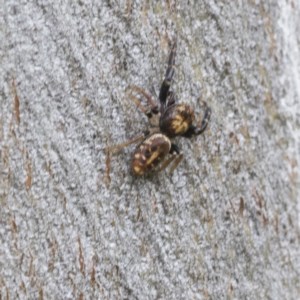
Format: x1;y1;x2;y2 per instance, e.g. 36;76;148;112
131;133;171;176
160;104;195;137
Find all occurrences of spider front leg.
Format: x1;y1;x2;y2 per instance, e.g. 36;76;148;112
182;102;212;138
159;39;177;108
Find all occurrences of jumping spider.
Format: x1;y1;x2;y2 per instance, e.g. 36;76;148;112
106;39;211;178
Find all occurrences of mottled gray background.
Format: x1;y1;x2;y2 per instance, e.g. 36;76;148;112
1;1;299;299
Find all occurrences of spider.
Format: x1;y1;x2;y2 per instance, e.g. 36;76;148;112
106;39;211;178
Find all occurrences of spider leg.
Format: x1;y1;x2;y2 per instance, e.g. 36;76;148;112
168;143;183;173
107;132;149;155
169;153;183;174
157;143;183;174
157;155;177;172
104;131;150;186
182;102;211;137
159;40;177;108
126;85;159;117
166;91;176;108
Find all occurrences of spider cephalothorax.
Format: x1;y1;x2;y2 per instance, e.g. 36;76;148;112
106;39;211;177
160;102;195;137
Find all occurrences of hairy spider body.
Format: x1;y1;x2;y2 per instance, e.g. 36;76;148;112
131;133;171;176
106;39;211;179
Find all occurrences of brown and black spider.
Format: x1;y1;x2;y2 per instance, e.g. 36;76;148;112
106;39;211;178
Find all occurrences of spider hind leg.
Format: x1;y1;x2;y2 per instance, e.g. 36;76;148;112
104;132;149;186
157;143;183;174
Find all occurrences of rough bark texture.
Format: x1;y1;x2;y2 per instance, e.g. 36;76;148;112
1;1;299;299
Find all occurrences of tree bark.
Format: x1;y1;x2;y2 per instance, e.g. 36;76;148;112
1;1;299;299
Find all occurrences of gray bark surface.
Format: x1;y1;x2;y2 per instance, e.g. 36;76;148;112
1;1;299;299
